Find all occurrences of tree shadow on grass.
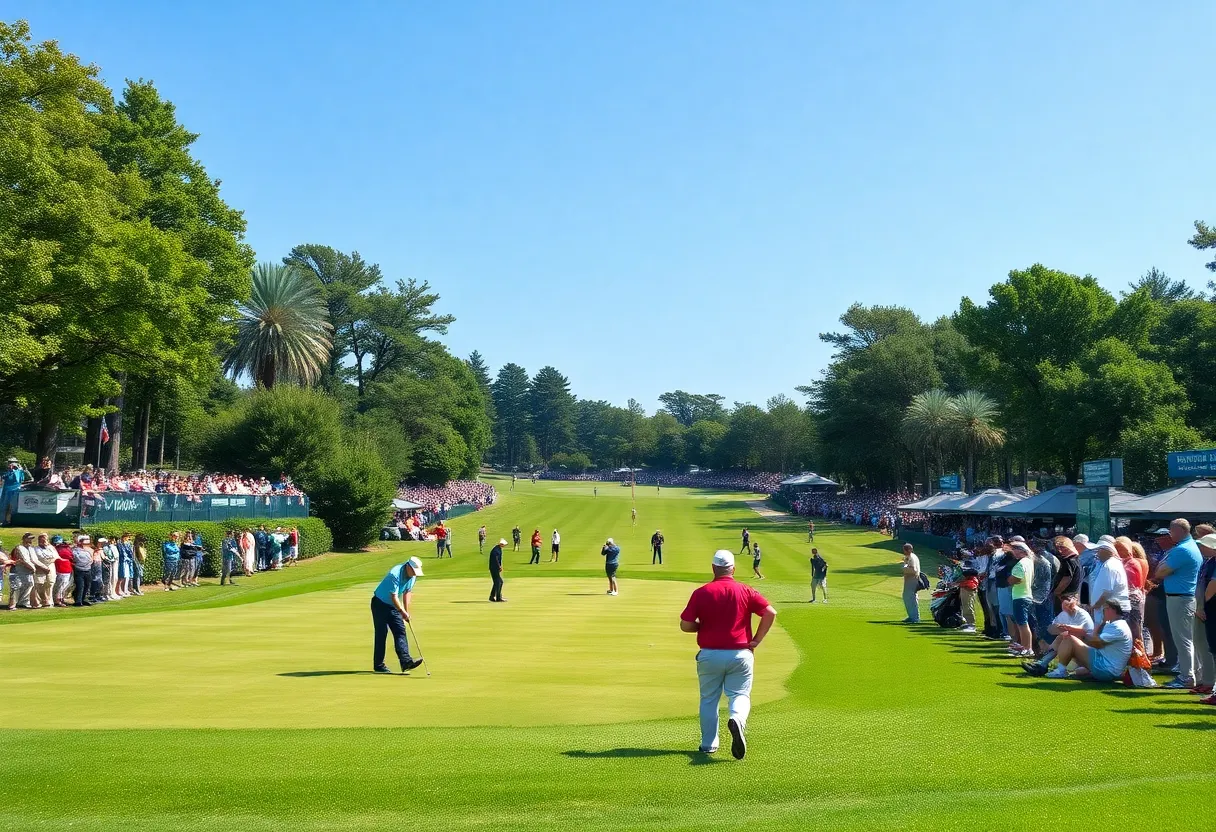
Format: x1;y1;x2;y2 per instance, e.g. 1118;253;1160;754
996;681;1088;692
1156;721;1216;731
1113;706;1213;716
1099;688;1173;699
563;748;725;766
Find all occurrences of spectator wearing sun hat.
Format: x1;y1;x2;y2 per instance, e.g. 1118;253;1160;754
679;550;777;759
1193;533;1216;705
5;533;38;609
1088;540;1129;629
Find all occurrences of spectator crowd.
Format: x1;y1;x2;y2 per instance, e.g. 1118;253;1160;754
539;468;785;493
792;490;918;534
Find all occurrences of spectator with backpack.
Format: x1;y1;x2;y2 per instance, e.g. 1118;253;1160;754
900;544;921;624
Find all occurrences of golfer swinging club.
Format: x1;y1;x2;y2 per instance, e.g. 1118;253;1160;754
371;556;426;674
680;550;777;759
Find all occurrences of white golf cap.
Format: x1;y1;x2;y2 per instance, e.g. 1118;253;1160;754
1096;541;1117;555
606;537;614;544
498;538;508;546
406;556;424;576
712;550;735;568
1098;534;1116;544
1073;534;1090;546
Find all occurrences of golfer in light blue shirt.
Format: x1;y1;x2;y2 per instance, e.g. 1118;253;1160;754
371;556;425;674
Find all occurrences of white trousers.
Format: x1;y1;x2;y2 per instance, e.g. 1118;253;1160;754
696;648;754;752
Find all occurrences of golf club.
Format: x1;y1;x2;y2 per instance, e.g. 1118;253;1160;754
407;620;431;676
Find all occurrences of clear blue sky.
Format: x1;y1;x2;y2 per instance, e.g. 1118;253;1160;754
21;1;1216;411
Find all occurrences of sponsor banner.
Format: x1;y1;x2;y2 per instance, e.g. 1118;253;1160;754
17;489;79;516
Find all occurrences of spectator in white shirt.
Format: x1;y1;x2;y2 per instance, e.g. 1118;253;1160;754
1046;598;1133;681
1089;540;1129;627
1022;592;1094;675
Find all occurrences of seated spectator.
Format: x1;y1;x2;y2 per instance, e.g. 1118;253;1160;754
1022;592;1094;676
1045;598;1133;681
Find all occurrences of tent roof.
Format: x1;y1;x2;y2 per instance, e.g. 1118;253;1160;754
392;498;422;510
1111;479;1216;517
898;491;967;511
994;484;1140;517
779;472;839;487
915;488;1026;514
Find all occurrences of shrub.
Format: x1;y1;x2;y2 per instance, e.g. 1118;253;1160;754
304;442;396;550
195;386;343;484
410;423;469;486
83;517;333;582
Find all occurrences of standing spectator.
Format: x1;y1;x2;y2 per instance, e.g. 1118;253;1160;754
1116;537;1148;647
131;533;147;596
807;520;815;542
254;525;270;571
287;526;300;565
984;538;1005;639
602;537;621;595
995;539;1018;642
1030;543;1055;653
679;550;777;759
512;525;521;552
1088;541;1129;629
550;528;561;563
268;527;284;570
1007;542;1035;658
529;528;542;565
969;543;994;636
32;533;57;608
52;535;73;607
114;533;134;598
240;527;255;577
221;529;240;586
6;533;37;609
956;553;978;633
751;542;763;580
1;457;27;526
901;543;921;624
433;522;448;559
651;529;664;565
1151;519;1201;690
163;531;182;591
739;528;750;555
89;537;105;602
99;537;119;601
810;548;829;603
1195;533;1216;705
70;535;94;606
488;538;506;602
1190;527;1216;695
1051;537;1082;616
478;525;487;554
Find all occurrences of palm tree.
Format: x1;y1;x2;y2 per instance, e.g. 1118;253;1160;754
952;390;1005;492
224;263;333;388
901;389;957;493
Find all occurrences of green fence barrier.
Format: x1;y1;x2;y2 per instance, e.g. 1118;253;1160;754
79;491;309;526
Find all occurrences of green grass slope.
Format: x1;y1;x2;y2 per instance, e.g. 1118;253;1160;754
2;475;1212;831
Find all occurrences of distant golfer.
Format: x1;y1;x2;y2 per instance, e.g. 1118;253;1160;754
751;542;764;580
512;525;522;552
371;557;426;674
530;528;542;565
602;537;621;595
810;548;829;603
680;550;777;759
807;520;815;542
631;507;637;526
594;487;598;498
478;525;487;554
739;528;750;555
489;538;507;602
550;528;561;563
651;529;664;565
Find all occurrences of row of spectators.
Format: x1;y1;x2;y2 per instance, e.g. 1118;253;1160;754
538;469;785;493
396;481;497;512
792;490;919;534
937;521;1214;701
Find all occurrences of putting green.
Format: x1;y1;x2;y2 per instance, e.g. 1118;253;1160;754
4;577;797;729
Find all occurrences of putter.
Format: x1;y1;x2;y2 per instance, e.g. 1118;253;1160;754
407;620;431;676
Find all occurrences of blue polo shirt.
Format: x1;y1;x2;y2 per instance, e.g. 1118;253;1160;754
374;563;417;604
1162;537;1202;595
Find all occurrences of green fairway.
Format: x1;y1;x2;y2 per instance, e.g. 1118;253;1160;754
3;474;1214;831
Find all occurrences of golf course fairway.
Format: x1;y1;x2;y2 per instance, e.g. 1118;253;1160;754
3;476;1213;831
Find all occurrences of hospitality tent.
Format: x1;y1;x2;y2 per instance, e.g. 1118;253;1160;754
779;472;839;488
898;491;966;511
994;484;1140;517
914;488;1026;515
1111;479;1216;519
392;498;422;511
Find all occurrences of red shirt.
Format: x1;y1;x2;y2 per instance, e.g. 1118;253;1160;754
1123;557;1147;590
680;576;771;650
54;544;74;574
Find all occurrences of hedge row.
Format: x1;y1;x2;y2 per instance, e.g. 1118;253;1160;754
83;517;333;583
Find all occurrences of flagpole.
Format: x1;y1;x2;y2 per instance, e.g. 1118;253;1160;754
97;419;104;470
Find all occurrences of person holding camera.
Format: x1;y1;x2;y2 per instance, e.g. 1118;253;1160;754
1;457;29;527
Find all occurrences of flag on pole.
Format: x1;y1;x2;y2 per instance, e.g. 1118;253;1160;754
100;416;110;445
631;469;635;502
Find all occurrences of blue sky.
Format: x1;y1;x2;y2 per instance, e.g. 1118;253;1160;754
21;1;1216;410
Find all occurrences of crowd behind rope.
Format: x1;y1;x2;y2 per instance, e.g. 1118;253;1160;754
1;523;301;611
902;520;1216;700
790;490;920;535
388;480;497;541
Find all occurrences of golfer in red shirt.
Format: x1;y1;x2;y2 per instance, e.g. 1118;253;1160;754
680;550;777;759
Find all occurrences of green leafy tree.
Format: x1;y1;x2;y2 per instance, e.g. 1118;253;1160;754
647;412;687;469
657;391;727;426
761;395;816;473
549;450;592;473
1125;267;1196;304
224;263;333;388
684;419;727;468
719;404;767;470
529;366;576;461
1189;220;1216;273
305;441;396;550
491;363;533;468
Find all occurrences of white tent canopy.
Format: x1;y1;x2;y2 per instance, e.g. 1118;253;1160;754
779;472;839;487
898;491;967;511
911;488;1026;515
1111;479;1216;518
995;484;1140;517
392;498;422;511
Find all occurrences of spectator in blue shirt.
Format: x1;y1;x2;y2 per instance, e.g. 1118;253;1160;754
1153;519;1203;689
371;557;425;673
2;457;27;526
162;532;182;591
602;537;621;596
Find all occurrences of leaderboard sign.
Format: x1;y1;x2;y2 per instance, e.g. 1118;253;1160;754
938;474;960;491
1167;449;1216;478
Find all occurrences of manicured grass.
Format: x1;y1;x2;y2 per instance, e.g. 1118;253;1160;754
2;475;1213;831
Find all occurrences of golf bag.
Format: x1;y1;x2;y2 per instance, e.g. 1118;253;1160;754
930;582;963;629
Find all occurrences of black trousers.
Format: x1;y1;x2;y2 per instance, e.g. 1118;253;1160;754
652;546;662;564
73;568;91;605
489;569;504;601
978;587;996;635
221;555;236;585
370;596;411;670
529;549;540;564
